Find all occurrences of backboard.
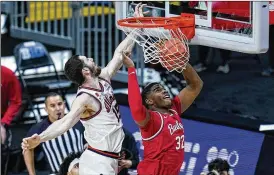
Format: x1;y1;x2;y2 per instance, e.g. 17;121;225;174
115;1;270;54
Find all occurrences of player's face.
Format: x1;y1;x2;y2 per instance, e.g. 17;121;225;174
148;84;172;109
78;55;101;77
45;95;65;122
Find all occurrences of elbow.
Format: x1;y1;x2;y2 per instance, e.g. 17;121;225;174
196;80;203;94
129;104;140;115
190;79;203;94
198;79;203;91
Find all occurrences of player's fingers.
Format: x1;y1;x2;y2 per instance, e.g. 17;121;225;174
21;144;28;151
139;4;146;17
124;51;131;56
32;133;38;138
143;11;150;15
122;51;128;57
22;138;28;143
134;3;141;16
21;141;29;148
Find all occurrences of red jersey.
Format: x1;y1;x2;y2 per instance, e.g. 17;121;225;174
1;66;22;125
138;96;184;175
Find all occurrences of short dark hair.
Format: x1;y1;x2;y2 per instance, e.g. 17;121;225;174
141;82;160;108
58;152;82;175
208;158;230;172
64;55;85;85
44;92;63;105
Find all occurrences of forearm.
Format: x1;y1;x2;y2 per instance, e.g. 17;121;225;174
106;33;137;78
128;67;147;122
39;118;73;142
182;63;203;89
2;101;22;125
23;149;36;175
115;33;136;55
2;79;22;125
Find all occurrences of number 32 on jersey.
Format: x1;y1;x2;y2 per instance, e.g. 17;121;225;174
176;135;184;150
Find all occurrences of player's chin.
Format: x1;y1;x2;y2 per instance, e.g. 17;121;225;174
163;98;172;108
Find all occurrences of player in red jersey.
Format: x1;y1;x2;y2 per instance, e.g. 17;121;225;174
122;51;203;175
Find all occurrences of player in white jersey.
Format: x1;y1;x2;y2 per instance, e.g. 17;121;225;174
21;3;146;175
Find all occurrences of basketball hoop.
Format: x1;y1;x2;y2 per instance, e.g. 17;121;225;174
117;13;195;73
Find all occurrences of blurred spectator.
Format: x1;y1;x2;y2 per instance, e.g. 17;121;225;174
1;65;22;175
193;46;231;74
261;24;274;76
23;92;86;175
118;127;140;175
1;66;22;145
201;158;230;175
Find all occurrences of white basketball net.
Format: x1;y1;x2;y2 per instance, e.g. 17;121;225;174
119;22;190;73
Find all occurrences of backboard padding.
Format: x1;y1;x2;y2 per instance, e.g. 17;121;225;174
116;1;270;54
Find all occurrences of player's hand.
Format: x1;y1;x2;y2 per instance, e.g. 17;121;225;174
122;52;135;68
134;3;149;17
118;159;133;169
21;134;41;151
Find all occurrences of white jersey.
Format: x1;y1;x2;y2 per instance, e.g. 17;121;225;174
76;77;124;153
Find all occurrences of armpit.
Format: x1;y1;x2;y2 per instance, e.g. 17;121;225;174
78;94;102;121
81;105;96;119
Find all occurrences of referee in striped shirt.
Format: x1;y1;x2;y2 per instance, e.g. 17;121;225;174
23;92;86;175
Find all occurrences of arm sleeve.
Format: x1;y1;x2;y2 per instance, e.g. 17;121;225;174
1;75;22;125
127;68;147;122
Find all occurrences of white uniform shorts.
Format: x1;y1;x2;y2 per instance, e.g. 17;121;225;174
79;147;119;175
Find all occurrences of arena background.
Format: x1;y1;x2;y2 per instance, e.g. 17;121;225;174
1;1;274;175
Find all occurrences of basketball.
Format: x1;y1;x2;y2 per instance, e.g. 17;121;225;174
159;38;187;71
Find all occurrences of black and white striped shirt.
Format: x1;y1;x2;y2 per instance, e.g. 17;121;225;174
26;118;85;173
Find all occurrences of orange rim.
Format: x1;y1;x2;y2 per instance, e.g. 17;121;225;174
117;15;194;29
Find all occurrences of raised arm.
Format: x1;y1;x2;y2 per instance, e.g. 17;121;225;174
104;34;136;78
22;94;92;150
178;63;203;113
103;3;147;79
123;52;150;127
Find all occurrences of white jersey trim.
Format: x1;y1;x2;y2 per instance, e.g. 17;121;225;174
169;109;178;116
142;111;164;141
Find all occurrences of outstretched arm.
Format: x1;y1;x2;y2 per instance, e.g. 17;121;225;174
104;3;147;79
178;63;203;113
22;94;92;150
104;34;136;78
123;52;150;127
39;95;90;142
